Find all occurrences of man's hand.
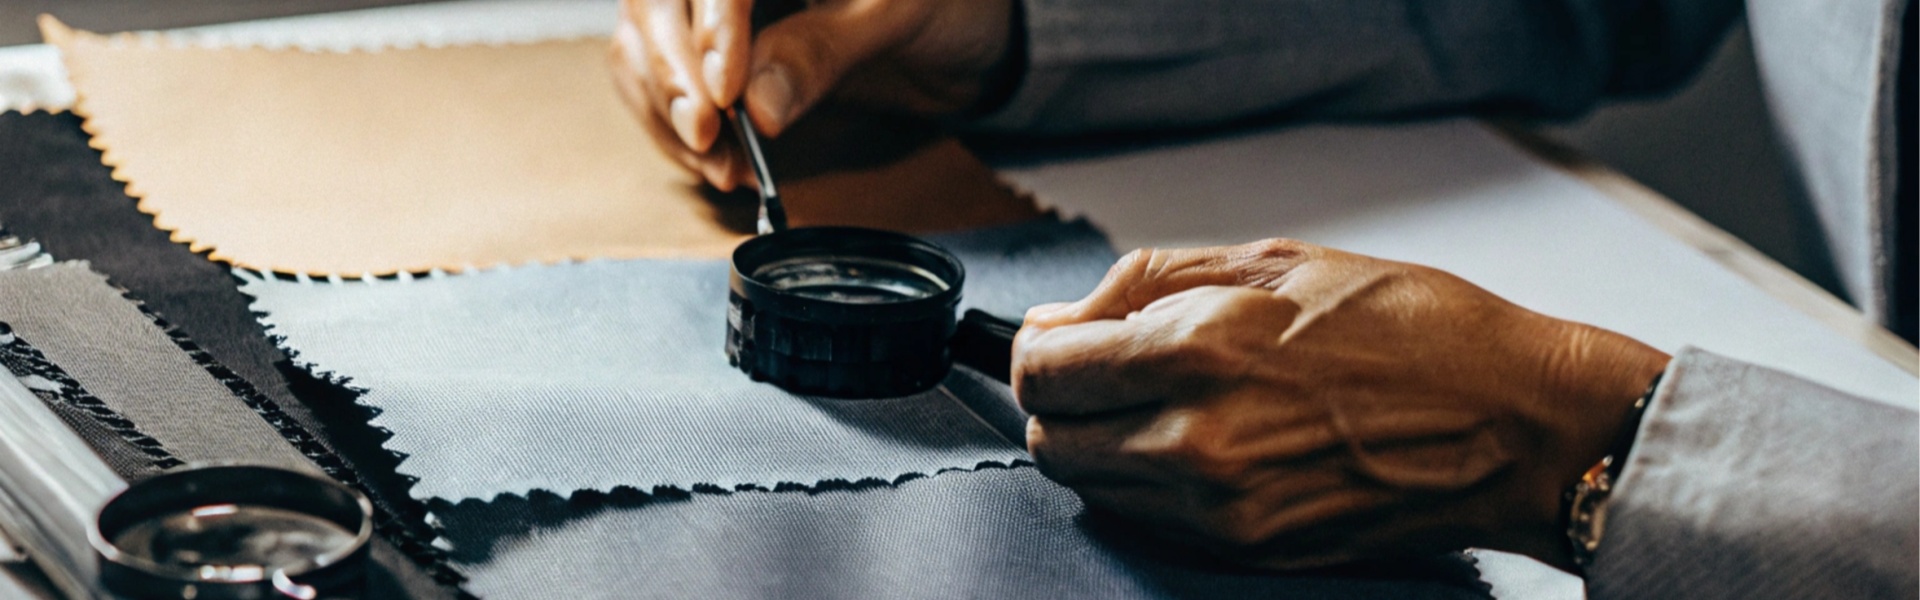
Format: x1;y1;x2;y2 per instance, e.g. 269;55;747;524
609;0;1016;191
1013;240;1670;571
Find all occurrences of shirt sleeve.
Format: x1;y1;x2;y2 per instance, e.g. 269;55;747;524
1586;347;1919;599
971;0;1741;135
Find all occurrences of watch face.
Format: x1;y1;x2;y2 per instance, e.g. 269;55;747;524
1567;461;1616;566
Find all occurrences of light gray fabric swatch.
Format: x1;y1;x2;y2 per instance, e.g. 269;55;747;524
0;262;310;469
434;466;1490;600
242;218;1117;501
927;217;1117;319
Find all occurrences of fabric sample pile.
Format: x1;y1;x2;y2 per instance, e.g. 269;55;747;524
0;111;466;592
0;260;456;598
0;16;1491;599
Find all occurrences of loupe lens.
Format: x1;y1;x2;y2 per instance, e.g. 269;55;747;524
91;464;373;600
728;227;965;398
112;504;359;576
752;255;949;304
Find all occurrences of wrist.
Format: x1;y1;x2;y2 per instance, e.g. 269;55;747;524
1542;322;1669;486
1489;319;1669;570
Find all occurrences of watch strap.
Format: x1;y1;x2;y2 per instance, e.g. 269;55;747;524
1564;370;1665;568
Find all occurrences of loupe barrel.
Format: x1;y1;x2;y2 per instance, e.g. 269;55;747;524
728;227;965;398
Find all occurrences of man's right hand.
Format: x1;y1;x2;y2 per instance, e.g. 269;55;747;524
609;0;1017;191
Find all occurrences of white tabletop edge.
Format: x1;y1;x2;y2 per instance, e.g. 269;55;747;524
1494;125;1919;376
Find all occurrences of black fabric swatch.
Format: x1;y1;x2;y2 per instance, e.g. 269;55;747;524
0;321;176;478
0;112;463;599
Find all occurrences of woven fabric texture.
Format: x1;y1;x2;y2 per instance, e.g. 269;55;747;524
0;112;472;597
434;466;1490;600
242;219;1116;501
0;262;309;468
0;321;177;478
0;112;336;475
0;111;476;596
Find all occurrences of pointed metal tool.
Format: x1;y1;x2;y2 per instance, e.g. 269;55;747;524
730;105;787;235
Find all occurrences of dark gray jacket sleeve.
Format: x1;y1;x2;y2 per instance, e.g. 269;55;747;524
973;0;1741;135
1587;348;1919;599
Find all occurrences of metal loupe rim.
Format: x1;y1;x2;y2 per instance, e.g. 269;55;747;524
87;463;373;595
731;226;965;322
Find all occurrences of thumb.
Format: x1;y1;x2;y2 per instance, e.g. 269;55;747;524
1029;240;1318;328
743;1;923;136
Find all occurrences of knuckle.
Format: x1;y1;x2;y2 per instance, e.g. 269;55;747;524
1011;368;1065;417
778;30;838;78
1240;238;1308;261
1148;411;1251;485
1024;420;1057;469
1010;374;1044;414
1009;335;1054;399
1108;248;1152;281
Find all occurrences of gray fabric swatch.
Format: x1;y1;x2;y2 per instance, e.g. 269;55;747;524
241;219;1117;501
925;217;1117;318
434;466;1489;600
0;262;311;470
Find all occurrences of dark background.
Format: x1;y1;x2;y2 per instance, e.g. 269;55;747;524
0;0;436;45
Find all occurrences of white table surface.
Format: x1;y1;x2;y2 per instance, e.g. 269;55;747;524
1;1;1913;598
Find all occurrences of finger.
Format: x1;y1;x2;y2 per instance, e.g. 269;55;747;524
630;0;723;152
614;36;724;176
1017;286;1290;416
1027;412;1173;487
696;133;750;192
1023;302;1072;326
609;18;656;104
613;23;755;190
1027;240;1316;328
1012;317;1194;416
691;0;753;106
611;38;700;168
744;1;927;135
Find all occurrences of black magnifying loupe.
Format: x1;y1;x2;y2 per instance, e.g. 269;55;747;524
727;227;1020;398
89;464;373;600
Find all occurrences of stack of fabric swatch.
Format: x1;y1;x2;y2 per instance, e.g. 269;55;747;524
0;17;1489;600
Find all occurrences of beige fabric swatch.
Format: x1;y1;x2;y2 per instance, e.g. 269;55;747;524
42;18;1040;275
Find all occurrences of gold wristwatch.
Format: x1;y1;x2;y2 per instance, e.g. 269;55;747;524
1563;372;1664;569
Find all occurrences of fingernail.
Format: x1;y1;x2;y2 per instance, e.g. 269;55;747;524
748;65;795;129
703;50;726;99
669;95;700;148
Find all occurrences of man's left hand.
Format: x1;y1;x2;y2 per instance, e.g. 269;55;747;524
1013;239;1670;570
